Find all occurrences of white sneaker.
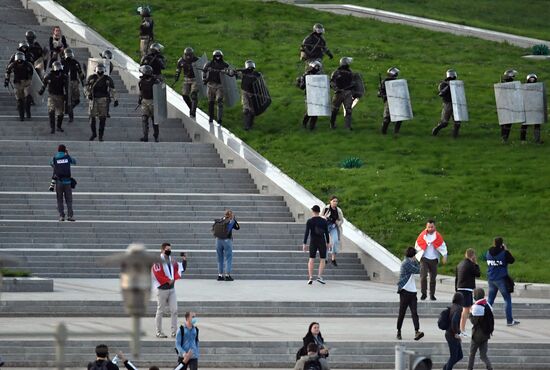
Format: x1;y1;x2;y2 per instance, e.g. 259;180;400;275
507;320;520;327
459;332;469;338
316;277;326;285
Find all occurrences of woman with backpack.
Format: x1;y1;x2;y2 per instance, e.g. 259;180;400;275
213;209;239;281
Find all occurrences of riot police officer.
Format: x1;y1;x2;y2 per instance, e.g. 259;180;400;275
432;69;461;138
297;60;323;130
9;42;35;65
175;47;199;117
25;30;45;77
138;65;160;142
138;5;154;58
39;61;68;133
330;57;355;130
237;60;263;131
140;42;165;80
5;52;34;121
300;23;333;67
500;69;517;143
61;48;85;122
520;73;544;144
378;67;402;135
85;64;118;141
203;50;231;124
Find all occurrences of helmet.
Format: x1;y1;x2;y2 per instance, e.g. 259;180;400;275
51;61;63;71
64;48;74;59
183;47;194;57
244;60;255;69
95;63;106;74
503;69;517;80
101;49;113;59
18;41;29;51
526;73;538;83
14;51;25;62
313;23;325;34
149;42;163;54
387;67;400;78
308;60;322;71
137;5;151;16
339;57;353;67
213;49;223;58
25;30;36;43
139;64;153;76
446;69;458;80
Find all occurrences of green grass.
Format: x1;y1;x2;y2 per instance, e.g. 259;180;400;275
314;0;550;41
58;0;550;282
0;268;31;277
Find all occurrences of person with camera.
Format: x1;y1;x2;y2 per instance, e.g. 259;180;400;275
152;242;187;338
50;144;76;222
213;209;240;281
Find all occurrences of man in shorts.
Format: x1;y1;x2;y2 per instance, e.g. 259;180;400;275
303;205;331;285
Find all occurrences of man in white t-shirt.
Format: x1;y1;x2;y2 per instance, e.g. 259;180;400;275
415;219;448;300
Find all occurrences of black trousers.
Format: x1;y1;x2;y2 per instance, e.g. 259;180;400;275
420;257;439;296
180;358;198;370
396;290;419;331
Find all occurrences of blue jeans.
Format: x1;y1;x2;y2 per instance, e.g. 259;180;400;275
443;332;463;370
487;278;514;323
328;223;340;255
216;238;233;274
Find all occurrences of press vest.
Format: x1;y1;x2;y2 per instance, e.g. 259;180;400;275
53;154;72;179
486;250;508;281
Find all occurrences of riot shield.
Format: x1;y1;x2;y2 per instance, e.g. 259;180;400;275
449;80;469;122
221;65;240;108
153;82;167;125
385;79;413;121
494;81;525;125
29;68;44;106
522;82;547;125
193;53;208;98
86;58;110;78
351;73;365;108
251;73;271;116
305;74;331;116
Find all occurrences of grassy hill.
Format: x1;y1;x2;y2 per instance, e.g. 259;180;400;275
315;0;550;41
57;0;550;282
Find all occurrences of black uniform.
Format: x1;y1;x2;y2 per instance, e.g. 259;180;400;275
432;79;461;138
203;58;230;123
297;66;321;130
139;16;154;57
5;60;34;120
140;52;165;78
520;79;543;143
239;68;262;130
86;74;117;141
175;55;199;115
138;75;160;142
41;70;68;132
330;65;355;130
61;57;85;121
378;76;402;134
500;76;515;142
301;32;333;63
9;48;35;65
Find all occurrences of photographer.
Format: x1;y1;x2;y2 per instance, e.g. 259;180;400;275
49;144;76;222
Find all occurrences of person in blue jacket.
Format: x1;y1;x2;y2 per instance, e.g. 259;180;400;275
175;312;200;370
50;144;76;221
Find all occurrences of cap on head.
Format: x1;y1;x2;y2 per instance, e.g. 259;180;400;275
308;60;322;71
313;23;325;34
14;51;25;62
446;69;457;79
526;73;538;83
311;205;321;213
184;47;194;56
95;63;106;74
139;64;153;76
339;57;353;67
149;42;163;54
244;59;255;69
25;30;36;42
387;67;400;78
213;49;223;58
101;49;113;59
52;61;63;71
64;48;74;59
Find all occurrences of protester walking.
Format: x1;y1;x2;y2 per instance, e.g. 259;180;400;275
303;205;331;285
468;288;494;370
396;247;424;341
455;248;481;333
415;219;448;300
212;209;240;281
321;196;344;266
443;292;465;370
176;311;200;370
50;144;76;222
486;237;519;326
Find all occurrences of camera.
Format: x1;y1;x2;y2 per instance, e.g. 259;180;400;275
48;177;56;191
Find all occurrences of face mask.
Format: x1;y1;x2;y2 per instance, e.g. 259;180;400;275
191;317;198;325
164;249;172;256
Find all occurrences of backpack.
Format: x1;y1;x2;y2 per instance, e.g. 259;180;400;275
437;306;451;330
303;358;322;370
480;304;495;336
89;360;108;370
212;218;230;239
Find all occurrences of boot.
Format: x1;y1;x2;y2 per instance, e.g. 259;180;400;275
302;114;310;129
243;111;254;131
217;102;224;124
381;120;390;135
309;116;318;130
190;99;198;118
394;121;402;134
89;117;97;140
153;124;159;142
17;99;25;121
501;124;511;143
68;105;74;123
140;116;149;142
208;101;215;123
534;125;543;144
330;110;338;129
432;123;444;136
25;95;32;119
98;117;106;141
49;111;56;134
56;115;64;132
520;124;527;142
182;95;192;109
452;123;460;138
344;112;353;130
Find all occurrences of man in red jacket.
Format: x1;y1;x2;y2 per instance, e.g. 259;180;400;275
152;242;186;338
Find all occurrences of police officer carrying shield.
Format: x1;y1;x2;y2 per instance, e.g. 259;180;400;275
39;61;68;133
85;64;118;141
25;30;45;78
432;69;461;138
203;50;231;124
297;60;323;130
237;60;262;131
138;5;154;58
5;52;34;121
378;67;402;135
175;47;199;118
520;73;544;144
138;65;160;142
500;69;517;143
9;42;36;65
300;23;333;67
330;57;355;130
61;48;85;122
140;42;166;80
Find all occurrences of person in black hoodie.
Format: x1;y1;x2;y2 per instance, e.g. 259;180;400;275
443;292;464;370
455;248;481;333
296;322;329;360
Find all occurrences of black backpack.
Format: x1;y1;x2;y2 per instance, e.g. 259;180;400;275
481;304;495;336
303;358;322;370
437;306;451;330
212;218;230;239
